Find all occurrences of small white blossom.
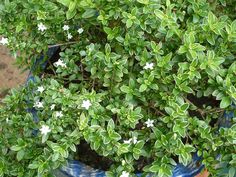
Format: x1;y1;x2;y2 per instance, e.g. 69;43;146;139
124;137;138;144
37;86;45;93
144;62;154;70
55;111;63;118
133;136;138;144
40;125;51;135
6;118;9;123
78;28;84;34
63;25;70;31
145;119;154;128
120;171;129;177
50;104;56;110
0;37;8;45
82;100;92;110
34;101;43;108
38;23;47;32
67;33;73;39
124;139;132;144
54;59;67;68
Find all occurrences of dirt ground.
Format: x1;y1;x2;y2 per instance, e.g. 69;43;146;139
0;46;27;99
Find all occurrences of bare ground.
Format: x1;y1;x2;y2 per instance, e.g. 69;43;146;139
0;46;27;99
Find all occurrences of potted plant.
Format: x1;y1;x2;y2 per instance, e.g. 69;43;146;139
0;0;235;176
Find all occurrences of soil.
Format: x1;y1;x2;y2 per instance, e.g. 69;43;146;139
75;141;113;171
0;46;27;100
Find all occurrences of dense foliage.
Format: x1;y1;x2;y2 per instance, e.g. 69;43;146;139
0;0;236;176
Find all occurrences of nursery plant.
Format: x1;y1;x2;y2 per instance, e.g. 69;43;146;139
0;0;236;176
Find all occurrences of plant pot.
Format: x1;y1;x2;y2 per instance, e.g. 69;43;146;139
27;47;233;177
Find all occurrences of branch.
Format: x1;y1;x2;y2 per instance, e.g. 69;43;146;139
48;41;78;48
184;97;205;118
149;104;166;116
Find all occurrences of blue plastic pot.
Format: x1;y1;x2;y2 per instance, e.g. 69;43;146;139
27;47;233;177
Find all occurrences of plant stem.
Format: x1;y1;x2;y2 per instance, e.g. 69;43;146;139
149;104;166;116
184;97;205;118
183;97;224;117
48;41;78;48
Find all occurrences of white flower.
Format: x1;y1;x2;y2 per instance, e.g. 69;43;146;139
50;104;56;110
34;101;43;108
124;139;132;144
40;125;51;135
133;136;138;144
37;86;45;93
144;62;154;70
124;137;138;144
82;100;92;110
0;37;8;45
38;23;47;32
78;28;84;34
63;25;70;31
55;111;63;118
145;119;154;128
120;171;129;177
6;118;9;123
67;33;73;39
54;59;67;68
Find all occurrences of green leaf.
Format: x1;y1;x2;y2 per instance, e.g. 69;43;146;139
191;43;206;52
149;165;159;172
182;85;193;93
17;150;25;161
220;97;231;108
207;34;215;45
126;19;133;28
91;67;97;75
180;103;189;112
16;23;24;33
229;167;236;177
66;9;76;19
154;9;164;19
139;84;147;92
42;134;49;143
120;85;130;93
82;9;97;18
118;144;130;155
28;162;39;169
66;1;77;19
166;0;170;7
208;11;217;26
110;132;121;141
137;0;149;5
133;151;140;160
68;1;76;11
70;144;76;152
173;124;186;137
107;119;115;133
164;107;174;115
79;113;89;130
56;0;70;6
10;145;21;151
52;153;60;162
116;36;124;43
134;141;145;150
178;46;187;54
105;43;111;55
